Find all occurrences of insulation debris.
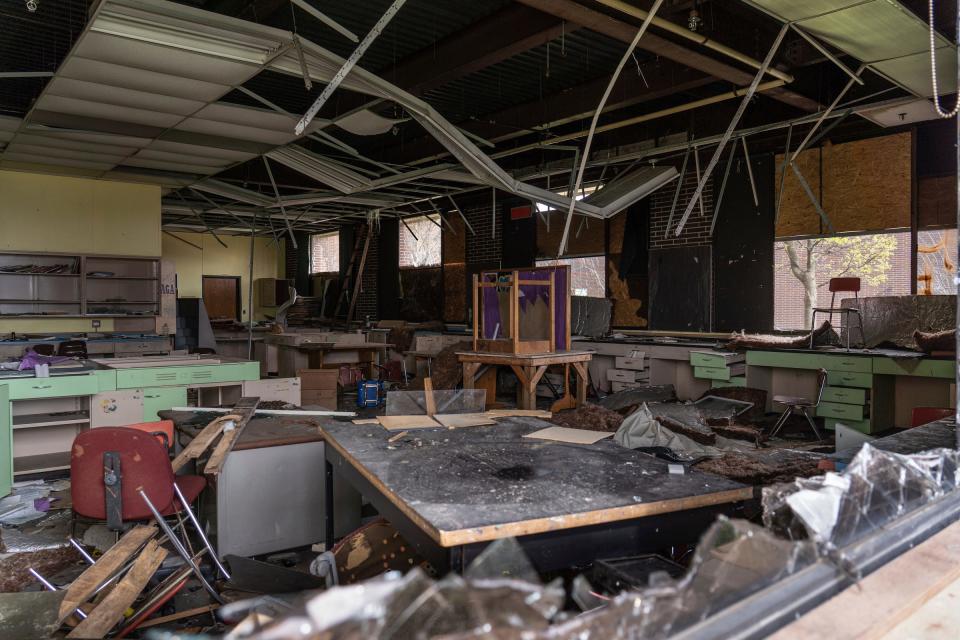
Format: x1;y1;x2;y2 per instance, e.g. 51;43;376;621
598;385;677;415
647;403;716;445
695;450;824;486
709;423;766;445
0;545;81;593
725;321;835;350
914;328;955;353
550;402;625;432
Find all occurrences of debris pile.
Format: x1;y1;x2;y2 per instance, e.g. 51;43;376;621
406;340;473;390
550;402;625;432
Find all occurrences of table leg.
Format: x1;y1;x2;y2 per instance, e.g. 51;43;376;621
573;361;589;406
462;362;479;389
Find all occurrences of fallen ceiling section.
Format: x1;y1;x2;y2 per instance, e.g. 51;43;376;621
744;0;957;99
0;0;678;229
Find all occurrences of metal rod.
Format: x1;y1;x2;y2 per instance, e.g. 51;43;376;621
162;230;203;250
790;162;835;233
138;490;223;604
0;71;54;78
295;0;407;135
447;195;475;235
29;568;88;619
741;137;759;207
174;192;227;248
291;0;359;42
399;214;419;241
247;210;255;360
665;146;690;238
675;22;790;236
693;145;705;217
172;483;231;580
789;65;865;164
491;187;496;240
262;156;298;249
710;141;738;235
69;539;96;565
292;35;313;91
774;123;793;225
790;24;863;86
558;0;664;256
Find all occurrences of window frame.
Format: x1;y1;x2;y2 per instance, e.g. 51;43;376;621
399;213;443;269
535;254;607;298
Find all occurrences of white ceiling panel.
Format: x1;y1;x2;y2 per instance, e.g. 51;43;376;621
175;117;296;145
46;77;205;116
193;103;302;132
121;156;220;174
60;57;231;102
1;152;115;171
130;148;232;167
873;47;957;97
24;127;152;149
5;143;127;164
13;134;138;157
35;95;185;129
146;139;255;163
76;31;257;85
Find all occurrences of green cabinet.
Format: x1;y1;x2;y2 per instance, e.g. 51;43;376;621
0;385;9;497
116;362;259;389
872;357;955;379
821;386;867;405
694;365;731;381
142;386;187;422
4;374;99;400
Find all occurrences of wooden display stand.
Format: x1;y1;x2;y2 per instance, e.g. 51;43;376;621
461;266;591;411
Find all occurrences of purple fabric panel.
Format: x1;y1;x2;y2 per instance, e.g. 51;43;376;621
553;267;568;350
19;350;72;371
482;274;502;339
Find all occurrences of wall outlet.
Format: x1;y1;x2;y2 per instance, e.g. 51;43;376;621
91;320;101;329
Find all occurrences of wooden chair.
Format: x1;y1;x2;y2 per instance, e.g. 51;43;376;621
810;277;865;350
770;368;827;441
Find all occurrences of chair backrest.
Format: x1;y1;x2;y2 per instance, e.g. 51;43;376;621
71;427;175;521
124;420;175;450
828;277;861;293
911;407;953;428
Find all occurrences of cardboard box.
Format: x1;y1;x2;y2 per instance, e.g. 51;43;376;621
607;369;641;383
301;389;337;410
615;356;646;370
297;368;340;390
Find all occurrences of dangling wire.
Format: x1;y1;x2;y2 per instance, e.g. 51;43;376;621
928;0;960;118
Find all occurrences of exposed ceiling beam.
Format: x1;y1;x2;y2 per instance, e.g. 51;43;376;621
514;0;820;112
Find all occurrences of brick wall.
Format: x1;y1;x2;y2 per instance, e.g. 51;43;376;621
463;202;503;265
355;224;379;321
649;167;714;249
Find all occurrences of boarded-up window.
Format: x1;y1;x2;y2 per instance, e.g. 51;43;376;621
310;231;339;274
399;214;441;267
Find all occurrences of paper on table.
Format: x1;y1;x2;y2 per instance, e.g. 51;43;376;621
377;415;441;431
522;426;614;445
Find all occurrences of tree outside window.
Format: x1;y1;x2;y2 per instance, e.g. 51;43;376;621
399;214;442;268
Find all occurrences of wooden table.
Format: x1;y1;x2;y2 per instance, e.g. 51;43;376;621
320;418;752;573
458;349;593;411
294;342;393;378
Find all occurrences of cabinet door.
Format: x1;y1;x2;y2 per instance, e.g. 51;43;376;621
91;390;144;427
142;387;187;422
0;385;10;497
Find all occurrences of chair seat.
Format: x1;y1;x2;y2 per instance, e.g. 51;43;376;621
774;394;815;407
161;475;207;516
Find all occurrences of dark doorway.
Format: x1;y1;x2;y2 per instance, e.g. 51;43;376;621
202;275;241;322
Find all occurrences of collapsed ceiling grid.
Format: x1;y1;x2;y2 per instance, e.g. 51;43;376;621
0;0;955;238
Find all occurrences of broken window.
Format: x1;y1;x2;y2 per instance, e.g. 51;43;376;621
537;256;605;297
310;231;339;274
773;230;911;330
916;228;958;295
399;214;441;268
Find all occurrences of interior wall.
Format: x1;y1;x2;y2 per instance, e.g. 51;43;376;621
442;214;466;322
0;170;161;334
161;232;283;321
775;133;911;237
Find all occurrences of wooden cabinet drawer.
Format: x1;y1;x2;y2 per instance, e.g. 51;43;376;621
694;365;730;381
817;401;865;420
821;386;867;405
817;355;872;373
4;375;99;400
826;371;872;388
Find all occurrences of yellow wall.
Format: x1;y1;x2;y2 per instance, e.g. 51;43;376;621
161;232;284;321
0;170;161;334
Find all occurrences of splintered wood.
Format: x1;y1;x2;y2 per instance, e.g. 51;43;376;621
67;540;168;638
203;397;260;477
58;524;158;624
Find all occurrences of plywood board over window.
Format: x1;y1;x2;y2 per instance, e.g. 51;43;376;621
775;133;911;237
536;210;606;257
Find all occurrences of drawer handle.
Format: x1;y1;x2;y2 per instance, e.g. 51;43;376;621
144;394;161;399
32;384;52;389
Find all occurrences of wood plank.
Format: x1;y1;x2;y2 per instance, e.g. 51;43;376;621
67;540;168;638
58;525;158;624
377;415;441;431
485;409;552;418
137;604;219;629
203;397;260;478
423;377;437;416
770;520;960;640
170;414;238;472
434;413;497;429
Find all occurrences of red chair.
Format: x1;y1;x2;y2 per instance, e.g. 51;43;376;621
123;420;175;450
910;407;953;428
71;427;205;524
810;277;866;350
